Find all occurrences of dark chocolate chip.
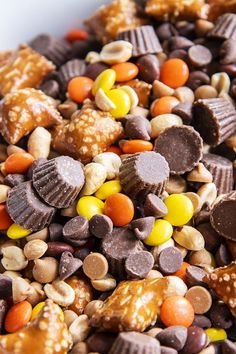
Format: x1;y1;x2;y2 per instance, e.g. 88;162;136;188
130;216;155;240
4;174;25;187
188;45;212;67
209;302;233;329
156;326;187;351
180;327;207;354
161;347;178;354
74;248;90;261
220;39;236;65
176;22;195;37
186;265;208;287
59;251;82;280
0;300;8;334
158;247;183;275
125;251;154;278
156;23;178;42
196;223;222;252
192;315;212;329
39;79;60;99
87;332;116;354
137;54;160;83
27;158;47;180
0;275;12;299
89;214;113;239
144;194;168;218
71;38;102;59
63;216;90;246
169;49;189;61
85;62;109;80
125;115;151;141
45;242;74;258
172;102;193;125
221;339;236;354
215;243;232;267
49;223;63;242
186;71;210;91
167;36;194;51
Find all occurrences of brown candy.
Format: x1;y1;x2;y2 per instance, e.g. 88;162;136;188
125;251;154;278
0;88;62;144
208;13;236;39
109;332;161;354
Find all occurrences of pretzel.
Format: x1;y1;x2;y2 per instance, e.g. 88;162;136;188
208;0;236;20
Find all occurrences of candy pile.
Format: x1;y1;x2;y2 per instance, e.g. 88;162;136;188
0;0;236;353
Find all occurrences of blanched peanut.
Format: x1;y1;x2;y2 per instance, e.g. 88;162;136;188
187;163;213;183
84;300;104;318
150;114;183;138
26;228;49;242
85;51;101;64
64;310;79;327
24;239;48;260
0;184;10;203
188;249;213;267
151;238;175;261
91;273;116;292
95;88;116;111
33;257;59;283
183;192;201;214
211;72;230;94
195;19;214;37
197;182;217;209
6;144;24;156
80;163;107;196
93;152;121;180
70;342;88;354
69;315;91;343
44;279;75;306
173;226;205;251
152;80;174;99
174;86;194;103
100;40;133;64
12;277;34;303
194;85;218;99
146;270;163;279
130;106;149;117
0;240;17;255
26;281;46;306
120;86;138;109
162;276;188;299
175;244;188;258
1;246;28;271
27;127;51;159
3;270;21;279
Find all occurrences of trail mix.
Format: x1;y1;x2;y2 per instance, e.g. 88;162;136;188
0;0;236;353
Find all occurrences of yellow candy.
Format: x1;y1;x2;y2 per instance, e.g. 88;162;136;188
92;69;116;95
31;302;64;321
106;89;131;118
164;194;194;226
144;219;173;246
7;223;31;239
205;328;227;342
77;196;104;219
95;180;122;200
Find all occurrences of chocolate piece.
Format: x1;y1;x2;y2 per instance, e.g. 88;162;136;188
59;251;82;280
186;265;208;287
210;191;236;241
227;240;236;259
125;251;154;278
209;301;233;329
4;174;25;187
158;247;183;275
85;62;109;80
130;216;155;240
220;39;236;65
167;36;194;51
221;339;236;354
49;223;63;242
181;327;207;354
201;153;234;195
39;80;60;99
192;315;212;329
172;102;193;125
87;332;116;354
161;347;177;354
136;54;160;83
0;275;12;300
6;181;55;231
144;194;168;218
63;216;90;246
33;156;85;208
230;78;236;98
29;33;71;67
109;331;161;354
156;23;178;42
74;248;90;261
186;71;210;91
58;59;86;94
193;98;236;146
169;49;188;61
215;244;232;267
71;37;102;59
208;13;236;40
156;326;187;351
118;25;162;57
196;223;222;252
101;227;143;278
154;126;203;175
119;151;170;199
0;300;8;334
188;45;212;67
89;214;113;239
125;115;151;141
27;158;47;180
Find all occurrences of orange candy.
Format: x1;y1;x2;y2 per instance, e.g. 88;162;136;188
151;96;180;117
121;140;153;154
172;262;190;283
160;295;194;327
0;204;13;230
112;63;139;82
66;28;89;42
5;301;32;333
160;59;189;88
5;152;34;174
106;146;122;155
104;193;134;226
68;76;94;103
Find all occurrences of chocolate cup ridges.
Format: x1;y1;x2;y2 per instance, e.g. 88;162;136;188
32;156;85;209
118;25;162;57
6;181;55;232
208;13;236;40
109;332;161;354
201;153;234;195
57;59;86;93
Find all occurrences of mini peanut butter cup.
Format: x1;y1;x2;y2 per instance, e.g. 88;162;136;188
58;59;86;93
208;13;236;40
154;126;203;175
202;153;234;195
118;25;162;57
29;33;71;67
109;332;161;354
32;156;85;208
6;181;55;231
210;191;236;241
193;98;236;146
119;151;169;199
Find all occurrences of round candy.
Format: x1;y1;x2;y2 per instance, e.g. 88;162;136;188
205;328;227;342
121;140;153;154
106;89;131;118
0;204;13;230
92;69;116;96
95;180;122;200
160;296;194;327
31;301;45;320
164;194;194;226
160;59;189;88
76;196;104;220
7;223;31;239
112;62;139;82
5;301;32;333
104;193;134;227
151;96;180;116
68;76;94;103
144;219;173;246
5;152;34;174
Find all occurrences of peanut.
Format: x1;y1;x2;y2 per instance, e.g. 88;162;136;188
69;315;91;343
91;273;116;292
150;114;183;138
84;300;104;318
26;228;49;242
24;239;48;260
100;40;133;64
173;226;205;251
1;246;28;271
93;152;121;180
0;184;11;203
80;163;107;196
12;277;34;303
44;279;75;306
27;127;51;159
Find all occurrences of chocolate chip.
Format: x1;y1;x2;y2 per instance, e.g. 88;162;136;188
186;265;208;287
45;242;74;258
176;22;195;37
220;39;236;65
125;251;154;278
158;247;183;275
71;38;102;59
192;315;212;329
221;339;236;354
4;173;25;187
85;62;110;80
130;216;155;240
63;216;90;246
125;115;151;141
169;49;189;61
144;194;168;218
74;248;90;261
196;223;221;252
186;71;210;90
49;223;63;242
0;275;12;299
209;302;233;329
87;332;116;354
40;80;60;98
137;54;160;83
156;23;178;42
89;214;113;239
156;326;187;351
172;102;193;125
161;346;178;354
59;251;82;280
188;45;212;67
215;243;232;267
181;327;207;354
167;36;194;51
0;300;8;334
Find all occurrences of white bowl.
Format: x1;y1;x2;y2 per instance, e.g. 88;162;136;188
0;0;109;50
